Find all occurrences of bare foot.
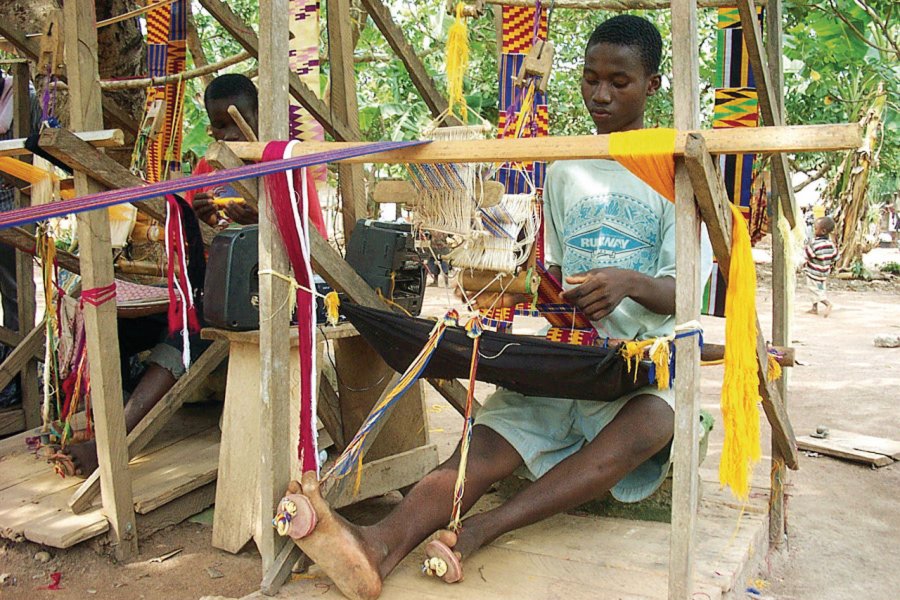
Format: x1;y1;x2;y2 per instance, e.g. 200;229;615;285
278;473;386;600
806;307;818;315
823;303;832;317
63;439;98;477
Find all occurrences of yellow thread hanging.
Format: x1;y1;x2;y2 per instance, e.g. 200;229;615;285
767;354;782;382
620;339;654;382
649;337;672;391
324;291;340;326
609;128;677;203
719;203;762;500
445;2;470;120
0;157;74;200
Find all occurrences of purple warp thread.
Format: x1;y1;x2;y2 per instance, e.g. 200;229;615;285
0;140;427;230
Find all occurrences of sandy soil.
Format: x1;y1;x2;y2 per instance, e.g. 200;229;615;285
1;244;898;600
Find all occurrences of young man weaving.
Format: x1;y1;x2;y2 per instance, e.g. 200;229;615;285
278;15;711;600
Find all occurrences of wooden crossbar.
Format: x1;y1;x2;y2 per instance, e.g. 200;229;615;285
226;123;861;163
0;129;124;158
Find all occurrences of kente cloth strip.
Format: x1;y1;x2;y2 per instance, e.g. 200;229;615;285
342;303;652;403
704;6;764;316
289;0;327;188
0;140;426;230
144;0;186;182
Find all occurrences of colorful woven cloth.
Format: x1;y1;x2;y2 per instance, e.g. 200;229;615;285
289;0;327;188
143;0;187;183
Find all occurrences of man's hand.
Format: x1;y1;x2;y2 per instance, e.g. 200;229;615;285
223;201;259;225
192;192;219;226
561;267;635;321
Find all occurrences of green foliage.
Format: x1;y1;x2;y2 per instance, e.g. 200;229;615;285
880;261;900;275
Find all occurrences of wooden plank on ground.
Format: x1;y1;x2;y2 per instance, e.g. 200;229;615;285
196;0;353;141
736;0;799;228
683;133;799;470
136;481;216;538
65;0;137;560
68;340;228;514
797;429;900;465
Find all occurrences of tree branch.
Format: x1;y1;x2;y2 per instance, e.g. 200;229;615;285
185;2;215;88
99;50;251;90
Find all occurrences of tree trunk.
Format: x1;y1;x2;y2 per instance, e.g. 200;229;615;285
0;0;144;157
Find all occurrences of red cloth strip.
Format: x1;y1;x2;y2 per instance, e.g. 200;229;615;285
80;282;117;307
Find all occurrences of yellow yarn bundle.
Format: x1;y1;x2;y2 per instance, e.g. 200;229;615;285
445;2;470;120
719;203;762;500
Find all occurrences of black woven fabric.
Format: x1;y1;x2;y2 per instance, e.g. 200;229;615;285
341;303;652;402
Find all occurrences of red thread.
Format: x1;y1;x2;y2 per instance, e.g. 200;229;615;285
165;194;200;338
80;282;117;307
262;141;327;474
38;572;62;590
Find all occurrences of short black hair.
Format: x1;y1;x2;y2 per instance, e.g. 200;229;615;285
204;73;258;113
816;216;836;234
586;15;663;75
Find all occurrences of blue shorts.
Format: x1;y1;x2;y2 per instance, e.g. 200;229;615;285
475;385;674;503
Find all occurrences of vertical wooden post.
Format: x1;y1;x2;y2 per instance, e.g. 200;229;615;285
767;0;790;550
669;0;702;598
257;0;292;577
327;0;368;240
62;0;137;560
11;61;40;429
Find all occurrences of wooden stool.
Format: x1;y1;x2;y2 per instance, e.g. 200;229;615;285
202;324;438;554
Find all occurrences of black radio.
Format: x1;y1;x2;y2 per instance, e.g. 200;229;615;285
344;220;426;316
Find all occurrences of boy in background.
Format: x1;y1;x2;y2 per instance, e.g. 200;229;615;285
805;216;838;317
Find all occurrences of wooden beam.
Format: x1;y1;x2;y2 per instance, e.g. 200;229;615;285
67;340;229;514
327;0;368;239
766;0;790;550
227;123;862;164
0;129;124;158
196;0;354;141
257;0;293;582
0;325;45;392
64;0;137;561
682;134;799;470
0;227;81;274
736;0;798;228
668;0;702;595
359;0;461;125
11;60;40;430
38;128;216;247
480;0;768;6
0;326;22;348
0;22;138;139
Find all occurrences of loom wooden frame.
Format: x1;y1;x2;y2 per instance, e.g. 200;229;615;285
5;0;851;595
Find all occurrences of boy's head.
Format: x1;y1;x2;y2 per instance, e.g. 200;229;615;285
814;216;835;237
582;15;662;134
204;74;259;142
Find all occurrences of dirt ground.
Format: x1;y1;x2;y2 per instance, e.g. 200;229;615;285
1;243;898;600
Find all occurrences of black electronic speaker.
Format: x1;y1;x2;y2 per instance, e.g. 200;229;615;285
204;226;338;330
204;225;260;330
345;220;426;316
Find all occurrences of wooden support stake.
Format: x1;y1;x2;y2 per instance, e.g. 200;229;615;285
68;340;229;514
0;325;44;392
197;0;354;141
326;0;368;239
668;0;701;596
257;0;293;584
64;0;137;561
682;134;799;470
11;60;40;429
227;104;258;142
736;0;798;228
766;0;790;550
359;0;462;125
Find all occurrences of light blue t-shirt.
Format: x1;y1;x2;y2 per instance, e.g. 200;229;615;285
543;158;712;340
